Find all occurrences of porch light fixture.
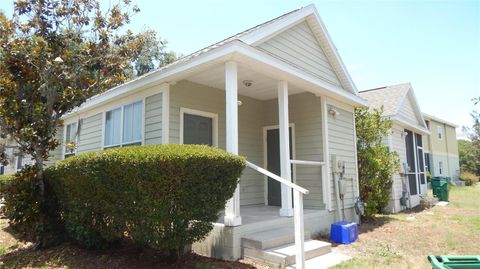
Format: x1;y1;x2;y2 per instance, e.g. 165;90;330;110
242;80;253;87
328;107;339;117
401;131;409;139
237;100;243;106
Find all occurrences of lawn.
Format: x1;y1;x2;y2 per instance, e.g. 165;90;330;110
332;185;480;269
0;186;478;268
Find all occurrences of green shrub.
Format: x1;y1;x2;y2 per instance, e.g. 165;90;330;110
459;171;480;186
0;166;64;245
48;144;245;256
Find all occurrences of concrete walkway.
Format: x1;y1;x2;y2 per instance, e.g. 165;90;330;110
287;252;351;269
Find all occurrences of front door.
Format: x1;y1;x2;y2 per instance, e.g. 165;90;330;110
266;127;293;206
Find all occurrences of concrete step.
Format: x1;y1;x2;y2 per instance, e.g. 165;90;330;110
244;239;331;267
242;228;311;250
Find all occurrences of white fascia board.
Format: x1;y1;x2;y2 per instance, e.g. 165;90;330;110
64;40;366;119
233;42;367;107
240;5;315;45
423;113;459;128
392;116;431;135
309;7;358;94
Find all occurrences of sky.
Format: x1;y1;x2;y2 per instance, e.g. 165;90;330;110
1;0;479;137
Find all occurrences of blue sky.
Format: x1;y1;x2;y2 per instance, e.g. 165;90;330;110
1;0;479;137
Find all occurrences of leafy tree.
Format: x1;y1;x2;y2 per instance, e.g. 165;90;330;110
460;109;480;176
355;107;400;218
0;0;173;245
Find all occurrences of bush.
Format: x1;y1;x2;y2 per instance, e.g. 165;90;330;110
48;144;245;257
459;171;480;186
355;107;400;219
0;166;64;246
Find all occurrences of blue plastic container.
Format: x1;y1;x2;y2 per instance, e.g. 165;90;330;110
330;221;358;244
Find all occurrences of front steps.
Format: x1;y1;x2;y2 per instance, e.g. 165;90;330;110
242;228;332;268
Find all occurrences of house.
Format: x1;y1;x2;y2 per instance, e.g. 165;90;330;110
359;83;430;213
422;114;461;184
8;5;366;267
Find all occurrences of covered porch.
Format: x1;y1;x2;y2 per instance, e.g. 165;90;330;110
166;58;337;223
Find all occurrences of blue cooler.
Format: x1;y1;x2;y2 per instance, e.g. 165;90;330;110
330;221;358;244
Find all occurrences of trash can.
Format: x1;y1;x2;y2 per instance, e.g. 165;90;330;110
431;177;449;202
428;255;480;269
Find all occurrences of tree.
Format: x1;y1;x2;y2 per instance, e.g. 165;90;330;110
460;109;480;176
0;0;173;245
355;107;400;218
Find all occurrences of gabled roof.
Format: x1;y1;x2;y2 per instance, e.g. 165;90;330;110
64;5;364;119
359;83;429;134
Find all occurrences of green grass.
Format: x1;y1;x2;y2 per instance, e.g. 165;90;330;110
332;185;480;269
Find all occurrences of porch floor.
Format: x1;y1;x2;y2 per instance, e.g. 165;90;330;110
217;205;321;225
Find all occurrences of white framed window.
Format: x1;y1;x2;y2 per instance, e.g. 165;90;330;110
64;122;78;158
104;100;143;148
16;155;23;170
179;108;218;147
439;161;443;175
437;126;443;140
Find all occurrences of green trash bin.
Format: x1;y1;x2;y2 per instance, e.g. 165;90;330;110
428;255;480;269
431;177;449;202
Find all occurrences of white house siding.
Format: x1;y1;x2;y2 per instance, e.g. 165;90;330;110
77;113;103;153
398;95;420;126
256;21;342;88
144;93;163;145
327;103;357;209
169;80;264;206
387;124;408;213
263;93;325;209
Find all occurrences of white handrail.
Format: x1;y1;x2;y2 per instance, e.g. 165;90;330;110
245;160;307;269
246;161;309;194
290;159;325;166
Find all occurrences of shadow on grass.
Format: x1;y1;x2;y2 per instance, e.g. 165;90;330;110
1;241;257;269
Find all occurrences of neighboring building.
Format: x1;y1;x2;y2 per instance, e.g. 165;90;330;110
422;113;460;182
0;139;33;175
46;5;366;266
359;83;430;213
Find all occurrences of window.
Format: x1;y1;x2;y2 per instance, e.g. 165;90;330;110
104;101;142;148
64;122;78;158
0;165;4;175
16;155;23;170
180;108;217;147
439;161;443;175
437;126;443;140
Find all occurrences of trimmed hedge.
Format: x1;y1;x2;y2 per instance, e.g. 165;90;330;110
48;144;245;255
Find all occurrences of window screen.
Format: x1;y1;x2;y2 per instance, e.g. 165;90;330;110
183;113;213;146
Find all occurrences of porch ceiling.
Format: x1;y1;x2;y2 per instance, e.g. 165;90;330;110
186;62;305;100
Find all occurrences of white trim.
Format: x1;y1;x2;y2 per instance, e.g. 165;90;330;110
392;116;430;135
179;107;219;147
320;96;332;211
62;40;365;121
262;123;296;206
437;125;443;140
423;113;458;128
162;84;170;144
142;96;146;146
102;99;144;149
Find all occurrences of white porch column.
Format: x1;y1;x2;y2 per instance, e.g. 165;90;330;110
278;81;294;217
224;61;242;226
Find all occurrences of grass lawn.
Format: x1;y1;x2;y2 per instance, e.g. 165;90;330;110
332;185;480;269
0;186;478;268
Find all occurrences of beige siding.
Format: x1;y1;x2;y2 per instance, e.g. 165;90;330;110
327;105;357;209
390;124;407;201
398;95;420;126
144;93;163;145
263;93;324;208
169;80;264;205
256;21;342;88
77;113;103;153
